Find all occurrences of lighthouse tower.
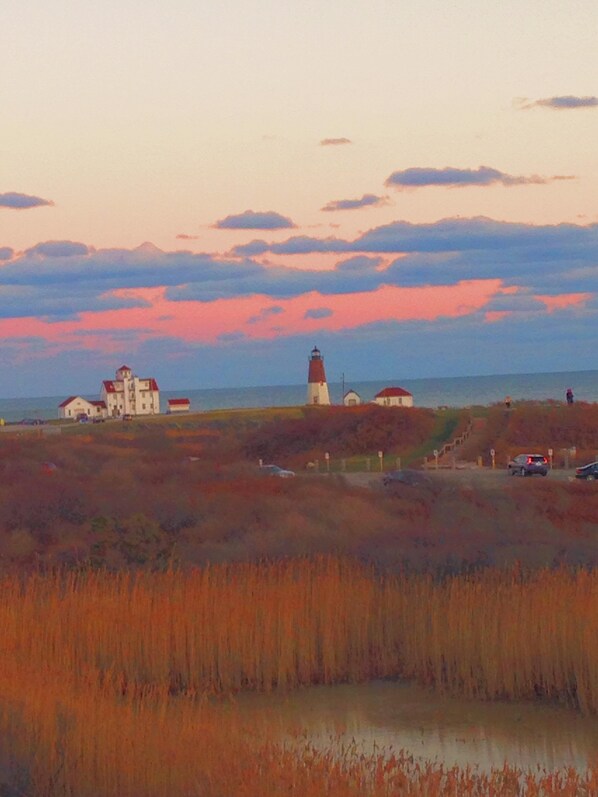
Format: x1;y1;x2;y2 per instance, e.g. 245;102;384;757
306;346;330;405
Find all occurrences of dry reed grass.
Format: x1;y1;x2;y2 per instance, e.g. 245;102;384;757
0;558;596;709
0;558;596;795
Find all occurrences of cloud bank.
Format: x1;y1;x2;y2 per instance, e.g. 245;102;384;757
1;217;596;392
214;210;296;230
320;137;352;146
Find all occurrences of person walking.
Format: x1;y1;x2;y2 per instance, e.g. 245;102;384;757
504;395;512;410
566;388;574;405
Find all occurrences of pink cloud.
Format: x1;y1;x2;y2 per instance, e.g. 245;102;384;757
0;280;503;357
534;292;591;312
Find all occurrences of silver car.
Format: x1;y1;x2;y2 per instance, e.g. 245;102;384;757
259;464;296;478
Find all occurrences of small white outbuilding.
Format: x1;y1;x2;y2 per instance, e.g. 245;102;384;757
374;387;414;407
343;389;362;406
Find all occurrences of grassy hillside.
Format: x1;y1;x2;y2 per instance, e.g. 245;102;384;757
0;411;597;572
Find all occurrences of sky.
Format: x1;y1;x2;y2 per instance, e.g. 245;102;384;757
2;0;598;397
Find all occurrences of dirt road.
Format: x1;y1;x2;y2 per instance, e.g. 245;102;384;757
340;468;578;489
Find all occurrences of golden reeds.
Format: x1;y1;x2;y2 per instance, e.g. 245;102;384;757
0;559;596;710
0;558;596;795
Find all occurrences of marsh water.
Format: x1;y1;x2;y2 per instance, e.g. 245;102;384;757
231;681;598;773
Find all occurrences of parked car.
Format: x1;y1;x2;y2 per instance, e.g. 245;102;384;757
122;414;133;422
259;464;296;478
507;454;548;477
575;461;598;481
76;413;89;423
92;417;106;424
382;469;432;488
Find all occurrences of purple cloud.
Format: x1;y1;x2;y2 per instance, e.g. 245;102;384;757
233;235;350;257
385;166;555;190
320;137;352;146
26;241;89;257
520;95;598;110
247;305;284;324
304;307;333;319
321;194;388;212
0;192;53;209
335;255;382;272
176;233;200;240
0;247;14;260
214;210;296;230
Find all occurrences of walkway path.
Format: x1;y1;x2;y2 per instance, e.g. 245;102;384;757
429;417;488;469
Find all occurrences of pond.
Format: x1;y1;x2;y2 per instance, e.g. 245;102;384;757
231;680;598;773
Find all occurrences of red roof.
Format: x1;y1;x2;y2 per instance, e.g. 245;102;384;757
58;395;78;408
147;378;159;391
375;386;412;398
168;398;190;405
90;400;107;408
102;380;116;392
117;364;131;371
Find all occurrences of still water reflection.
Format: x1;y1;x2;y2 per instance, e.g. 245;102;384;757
232;681;598;773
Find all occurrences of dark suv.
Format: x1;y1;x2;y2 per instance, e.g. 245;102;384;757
508;454;548;477
575;462;598;481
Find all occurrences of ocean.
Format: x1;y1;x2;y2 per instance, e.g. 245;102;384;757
1;369;597;424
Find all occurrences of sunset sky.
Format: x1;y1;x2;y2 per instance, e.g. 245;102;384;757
2;0;598;396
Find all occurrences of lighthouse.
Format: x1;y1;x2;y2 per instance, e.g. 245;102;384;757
306;346;330;405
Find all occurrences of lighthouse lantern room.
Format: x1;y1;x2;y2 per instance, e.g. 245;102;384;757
306;346;331;405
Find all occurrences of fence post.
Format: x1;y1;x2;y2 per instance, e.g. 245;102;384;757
395;456;401;471
378;450;384;472
325;452;330;473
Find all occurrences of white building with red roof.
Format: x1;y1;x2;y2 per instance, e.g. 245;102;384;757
100;365;160;417
58;396;107;420
58;365;160;420
167;398;190;414
374;386;414;408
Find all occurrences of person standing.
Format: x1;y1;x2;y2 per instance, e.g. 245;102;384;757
566;388;574;405
504;396;512;410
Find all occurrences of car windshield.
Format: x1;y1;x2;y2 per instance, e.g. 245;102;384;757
530;456;546;462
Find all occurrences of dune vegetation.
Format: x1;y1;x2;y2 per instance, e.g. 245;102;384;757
0;408;597;572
